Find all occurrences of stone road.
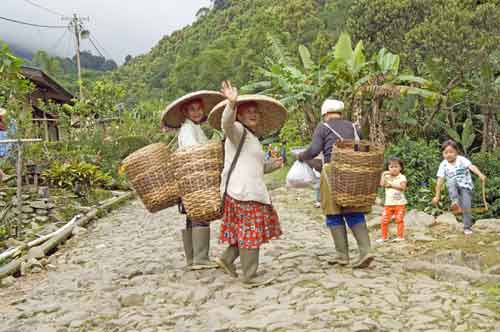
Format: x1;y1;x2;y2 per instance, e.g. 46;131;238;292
0;187;498;332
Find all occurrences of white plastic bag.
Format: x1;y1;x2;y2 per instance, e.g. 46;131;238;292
286;161;316;188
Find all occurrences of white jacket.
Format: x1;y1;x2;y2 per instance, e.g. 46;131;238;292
220;103;274;205
177;119;208;149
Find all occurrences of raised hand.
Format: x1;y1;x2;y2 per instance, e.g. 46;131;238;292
221;80;238;105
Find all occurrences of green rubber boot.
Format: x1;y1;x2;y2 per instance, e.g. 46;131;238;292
350;223;375;268
191;227;217;270
328;225;350;266
240;248;274;288
215;245;239;278
181;229;193;268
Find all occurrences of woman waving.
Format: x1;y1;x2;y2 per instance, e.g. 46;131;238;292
208;81;287;288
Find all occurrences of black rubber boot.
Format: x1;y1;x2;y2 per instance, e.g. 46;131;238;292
181;229;193;268
240;248;274;288
215;245;239;278
191;227;217;270
350;223;375;268
328;225;350;266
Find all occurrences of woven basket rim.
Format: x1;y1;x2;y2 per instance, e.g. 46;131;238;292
208;95;288;137
161;91;225;129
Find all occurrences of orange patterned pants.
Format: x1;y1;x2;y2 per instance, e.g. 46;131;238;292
381;205;406;239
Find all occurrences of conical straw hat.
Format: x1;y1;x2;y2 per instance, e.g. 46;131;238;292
161;91;225;128
208;95;288;137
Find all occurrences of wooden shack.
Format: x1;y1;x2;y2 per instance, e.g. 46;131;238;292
20;66;74;141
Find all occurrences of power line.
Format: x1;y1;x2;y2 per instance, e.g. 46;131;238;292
89;32;112;59
88;36;105;58
48;27;70;53
22;0;66;17
0;15;67;29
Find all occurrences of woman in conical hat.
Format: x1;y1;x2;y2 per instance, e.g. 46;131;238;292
208;81;287;288
162;91;225;270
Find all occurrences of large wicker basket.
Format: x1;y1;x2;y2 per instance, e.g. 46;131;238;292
122;143;179;213
174;141;224;222
330;140;384;207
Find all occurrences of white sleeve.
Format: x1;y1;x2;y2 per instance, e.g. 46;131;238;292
436;161;446;178
221;103;244;145
178;123;199;148
459;156;472;168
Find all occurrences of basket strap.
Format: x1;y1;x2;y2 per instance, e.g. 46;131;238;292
166;132;179;151
323;123;344;141
222;129;248;207
352;123;361;151
352;123;361;143
323;123;362;151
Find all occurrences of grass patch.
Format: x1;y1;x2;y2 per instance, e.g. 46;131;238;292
420;230;500;268
481;283;500;315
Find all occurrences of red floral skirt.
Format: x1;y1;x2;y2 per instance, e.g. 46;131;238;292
219;195;282;249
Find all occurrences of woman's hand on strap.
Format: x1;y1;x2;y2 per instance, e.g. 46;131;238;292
221;80;238;105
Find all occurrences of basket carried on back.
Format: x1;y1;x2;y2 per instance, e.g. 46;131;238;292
174;140;224;222
330;140;384;207
122;143;179;213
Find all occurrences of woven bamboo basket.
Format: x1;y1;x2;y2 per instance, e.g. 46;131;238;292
330;140;384;207
174;141;224;222
122;143;179;213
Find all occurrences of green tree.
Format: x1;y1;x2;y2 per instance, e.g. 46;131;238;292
32;50;62;77
242;34;324;135
0;42;34;138
324;33;439;143
348;0;500;145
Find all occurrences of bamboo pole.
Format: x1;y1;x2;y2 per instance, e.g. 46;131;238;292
43;111;49;141
0;139;42;238
15;142;22;238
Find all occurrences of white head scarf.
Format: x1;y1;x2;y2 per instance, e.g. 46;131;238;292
321;99;344;116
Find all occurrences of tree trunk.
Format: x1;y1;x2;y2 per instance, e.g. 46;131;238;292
481;106;493;153
422;75;461;135
369;97;385;144
302;104;318;136
423;97;444;135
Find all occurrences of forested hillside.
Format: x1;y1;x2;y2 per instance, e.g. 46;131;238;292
108;0;500;216
111;0;500;108
110;0;353;104
1;0;499;218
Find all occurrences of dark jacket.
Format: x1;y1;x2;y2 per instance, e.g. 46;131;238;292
298;119;361;163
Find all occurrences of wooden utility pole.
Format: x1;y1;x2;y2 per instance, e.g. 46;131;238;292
0;139;42;238
63;14;89;99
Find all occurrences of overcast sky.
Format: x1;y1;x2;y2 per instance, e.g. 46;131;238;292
0;0;211;63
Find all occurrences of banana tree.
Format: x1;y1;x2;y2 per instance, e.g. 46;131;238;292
241;34;325;135
328;33;440;144
447;118;476;156
324;32;369;124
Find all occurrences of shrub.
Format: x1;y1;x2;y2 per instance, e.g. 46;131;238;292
42;161;112;195
115;135;152;159
471;149;500;219
384;137;445;211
